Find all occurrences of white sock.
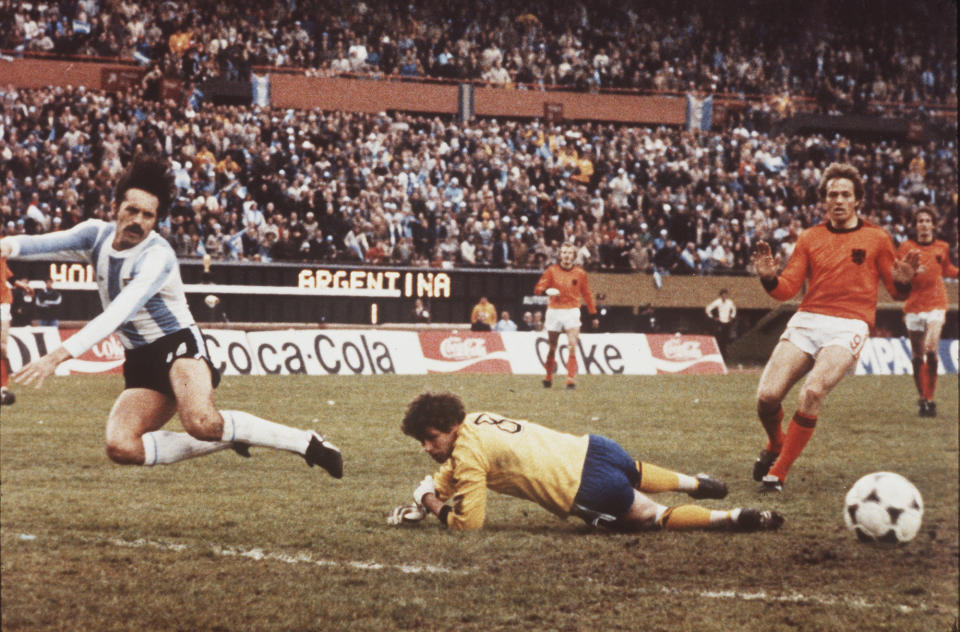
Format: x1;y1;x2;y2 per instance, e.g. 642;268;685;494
220;410;309;454
710;509;735;526
653;504;667;524
676;473;698;492
142;430;232;465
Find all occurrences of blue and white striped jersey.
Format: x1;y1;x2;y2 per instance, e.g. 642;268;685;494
4;220;195;356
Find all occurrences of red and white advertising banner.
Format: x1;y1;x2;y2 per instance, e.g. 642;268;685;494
59;330;126;375
242;329;425;375
6;327;63;372
501;332;658;376
418;331;512;374
645;334;726;375
9;326;734;376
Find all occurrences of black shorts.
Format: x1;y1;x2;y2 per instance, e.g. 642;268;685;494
123;326;221;397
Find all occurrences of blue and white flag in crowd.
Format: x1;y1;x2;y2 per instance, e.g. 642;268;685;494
72;20;91;34
252;74;270;107
685;94;713;131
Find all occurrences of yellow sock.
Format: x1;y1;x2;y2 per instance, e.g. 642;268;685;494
636;462;680;492
656;505;714;530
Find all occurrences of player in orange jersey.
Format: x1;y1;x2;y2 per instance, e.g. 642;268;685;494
896;207;958;417
1;256;15;405
533;242;599;389
750;163;919;492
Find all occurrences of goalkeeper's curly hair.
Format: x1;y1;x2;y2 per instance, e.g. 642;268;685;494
401;391;465;442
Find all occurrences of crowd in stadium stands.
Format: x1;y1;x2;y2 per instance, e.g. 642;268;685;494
1;84;956;274
1;0;956;111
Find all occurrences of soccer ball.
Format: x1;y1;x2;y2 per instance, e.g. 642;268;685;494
843;472;923;543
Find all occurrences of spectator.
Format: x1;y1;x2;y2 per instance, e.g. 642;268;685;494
11;277;35;327
470;296;497;332
495;310;518;332
34;278;63;327
705;288;737;359
411;298;431;324
517;311;535;332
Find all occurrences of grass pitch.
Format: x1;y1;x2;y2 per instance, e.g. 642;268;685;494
1;373;957;631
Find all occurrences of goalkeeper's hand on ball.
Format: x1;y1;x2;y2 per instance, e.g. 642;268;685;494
387;503;426;525
413;475;436;506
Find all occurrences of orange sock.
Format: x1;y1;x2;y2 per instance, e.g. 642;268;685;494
544;356;556;382
565;354;577;380
657;505;714;529
758;404;785;453
924;352;938;400
768;412;817;482
1;355;9;388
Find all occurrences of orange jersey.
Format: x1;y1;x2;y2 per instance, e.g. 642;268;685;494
1;257;12;305
765;220;902;327
896;238;958;313
534;264;597;314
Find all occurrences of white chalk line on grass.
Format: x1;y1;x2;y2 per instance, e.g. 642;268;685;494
663;586;927;614
12;532;936;613
77;534;462;575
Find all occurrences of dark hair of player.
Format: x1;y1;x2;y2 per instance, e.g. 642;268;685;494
114;154;175;220
401;391;466;441
817;162;864;203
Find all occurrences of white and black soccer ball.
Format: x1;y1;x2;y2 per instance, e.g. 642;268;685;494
843;472;923;543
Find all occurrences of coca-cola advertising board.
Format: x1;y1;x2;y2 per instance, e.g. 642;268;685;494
418;331;511;374
645;334;726;374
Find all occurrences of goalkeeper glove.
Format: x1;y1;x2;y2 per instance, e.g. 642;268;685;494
387;503;426;525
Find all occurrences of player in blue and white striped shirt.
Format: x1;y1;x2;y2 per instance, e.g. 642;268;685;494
1;155;342;478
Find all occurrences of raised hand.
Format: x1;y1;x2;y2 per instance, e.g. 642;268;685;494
751;241;780;280
893;249;921;285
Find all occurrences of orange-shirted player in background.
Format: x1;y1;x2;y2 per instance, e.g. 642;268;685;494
750;163;919;493
896;207;958;417
1;256;15;405
533;242;599;389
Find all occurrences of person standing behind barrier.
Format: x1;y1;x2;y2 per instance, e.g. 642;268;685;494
35;277;62;327
495;310;518;332
705;288;737;359
896;207;958;417
534;242;599;389
470;296;497;331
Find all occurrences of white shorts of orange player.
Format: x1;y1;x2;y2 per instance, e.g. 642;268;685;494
0;303;10;322
544;307;582;333
781;311;869;364
904;309;946;332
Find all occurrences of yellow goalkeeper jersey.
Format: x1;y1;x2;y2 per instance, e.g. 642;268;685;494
432;412;590;530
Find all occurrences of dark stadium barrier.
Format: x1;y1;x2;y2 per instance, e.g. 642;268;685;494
10;260;956;342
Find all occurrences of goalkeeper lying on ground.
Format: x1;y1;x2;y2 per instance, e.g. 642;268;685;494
390;391;783;532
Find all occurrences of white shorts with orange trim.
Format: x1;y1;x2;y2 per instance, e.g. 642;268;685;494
0;303;10;322
781;311;869;360
544;307;582;333
903;309;946;332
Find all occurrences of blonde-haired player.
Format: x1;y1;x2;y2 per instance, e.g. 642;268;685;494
896;207;958;417
533;242;598;389
751;163;919;492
